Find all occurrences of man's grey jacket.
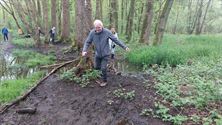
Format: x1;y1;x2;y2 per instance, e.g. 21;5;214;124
83;28;127;58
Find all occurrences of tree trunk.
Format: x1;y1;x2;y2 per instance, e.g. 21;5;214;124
153;0;174;45
24;0;34;30
172;7;179;34
73;0;94;73
0;0;22;29
199;0;212;34
58;0;63;36
11;13;22;29
75;0;93;50
12;0;32;33
37;0;42;26
95;0;102;19
42;0;49;33
109;0;118;31
84;0;93;34
186;0;199;34
2;9;5;23
137;2;145;34
195;0;203;35
125;0;135;41
61;0;70;41
139;0;153;45
51;0;57;28
120;0;124;33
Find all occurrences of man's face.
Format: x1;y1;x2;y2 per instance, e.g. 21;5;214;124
95;24;103;33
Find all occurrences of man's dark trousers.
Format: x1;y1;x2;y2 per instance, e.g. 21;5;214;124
95;55;109;82
3;33;8;41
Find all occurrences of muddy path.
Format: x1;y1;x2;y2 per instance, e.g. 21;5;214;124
0;43;170;125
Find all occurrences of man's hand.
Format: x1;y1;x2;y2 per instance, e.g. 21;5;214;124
125;47;130;52
82;51;87;56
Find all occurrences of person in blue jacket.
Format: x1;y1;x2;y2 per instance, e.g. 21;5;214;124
2;27;9;41
82;20;130;87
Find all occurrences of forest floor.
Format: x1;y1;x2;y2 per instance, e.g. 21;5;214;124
0;41;171;125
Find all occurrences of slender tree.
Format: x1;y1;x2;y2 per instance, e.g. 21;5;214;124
125;0;135;41
51;0;57;28
153;0;174;45
186;0;199;34
195;0;204;35
95;0;102;20
197;0;212;34
42;0;49;33
61;0;70;41
0;0;21;29
137;1;145;34
139;0;153;44
109;0;118;31
12;0;32;33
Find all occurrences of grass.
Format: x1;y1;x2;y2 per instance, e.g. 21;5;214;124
125;34;222;67
134;34;222;124
11;37;35;48
0;71;44;105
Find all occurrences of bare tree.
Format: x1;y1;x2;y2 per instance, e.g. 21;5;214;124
57;0;63;36
187;0;199;34
139;0;153;44
51;0;57;28
195;0;204;35
109;0;118;31
196;0;212;34
42;0;49;33
136;1;145;34
95;0;102;20
125;0;135;41
0;0;21;29
61;0;70;41
153;0;174;45
12;0;32;33
75;0;93;50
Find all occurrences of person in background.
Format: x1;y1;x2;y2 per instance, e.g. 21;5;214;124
2;27;9;41
37;27;45;36
49;27;56;44
18;28;23;35
82;20;130;87
108;27;118;73
109;27;118;60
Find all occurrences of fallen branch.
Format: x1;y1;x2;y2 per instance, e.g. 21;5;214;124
0;57;80;114
16;107;37;114
40;62;64;69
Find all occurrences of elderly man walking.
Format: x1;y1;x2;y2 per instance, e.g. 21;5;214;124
82;20;129;87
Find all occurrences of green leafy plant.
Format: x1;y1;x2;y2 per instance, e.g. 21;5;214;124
140;108;153;116
60;68;100;87
113;88;135;100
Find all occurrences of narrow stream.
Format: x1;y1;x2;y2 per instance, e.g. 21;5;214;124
115;60;142;74
0;53;36;82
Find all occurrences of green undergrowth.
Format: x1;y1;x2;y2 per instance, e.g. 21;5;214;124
126;34;222;67
0;71;44;105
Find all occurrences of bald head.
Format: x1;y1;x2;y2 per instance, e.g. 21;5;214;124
94;20;103;33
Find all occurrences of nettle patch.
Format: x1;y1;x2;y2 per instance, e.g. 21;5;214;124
148;58;222;124
60;68;101;87
112;88;135;101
